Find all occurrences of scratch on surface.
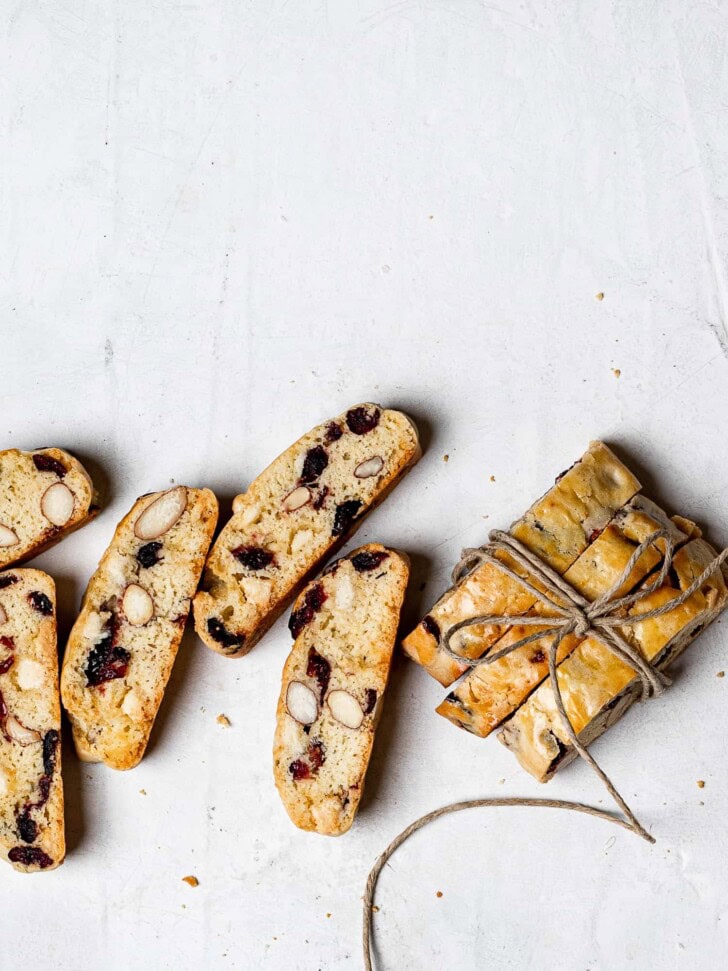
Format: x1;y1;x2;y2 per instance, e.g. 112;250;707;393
671;22;728;359
104;338;114;366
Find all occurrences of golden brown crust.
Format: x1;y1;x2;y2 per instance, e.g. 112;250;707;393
194;404;420;658
498;538;728;781
61;487;218;770
437;497;687;736
402;442;641;685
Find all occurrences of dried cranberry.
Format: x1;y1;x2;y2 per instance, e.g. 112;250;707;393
85;619;129;687
312;486;329;511
324;422;343;443
17;811;37;843
588;527;603;544
288;583;328;639
32;454;67;477
332;499;363;537
307;739;325;771
346;406;380;435
8;846;53;868
0;575;19;589
363;689;377;714
43;730;59;776
136;542;163;568
422;615;441;640
0;655;14;675
207;618;245;650
231;545;275;570
300;445;329;484
306;647;331;698
289;759;310;781
351;550;389;573
28;592;53;616
530;650;546;664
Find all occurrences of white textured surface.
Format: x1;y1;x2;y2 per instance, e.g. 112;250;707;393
3;1;728;968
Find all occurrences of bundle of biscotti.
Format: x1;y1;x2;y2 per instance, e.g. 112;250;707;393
403;442;728;781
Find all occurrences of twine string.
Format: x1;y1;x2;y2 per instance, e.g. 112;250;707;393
363;529;728;969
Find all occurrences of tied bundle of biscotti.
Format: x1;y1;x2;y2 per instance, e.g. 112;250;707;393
403;442;728;782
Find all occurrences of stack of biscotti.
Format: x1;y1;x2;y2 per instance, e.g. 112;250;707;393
403;442;728;782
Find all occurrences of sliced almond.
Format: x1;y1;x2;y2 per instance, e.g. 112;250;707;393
15;658;45;691
326;689;364;729
291;529;313;554
0;525;19;547
40;482;75;526
122;689;143;720
354;455;384;479
334;572;356;611
0;604;6;626
5;714;41;745
282;486;311;513
286;680;319;726
123;584;154;626
134;486;187;540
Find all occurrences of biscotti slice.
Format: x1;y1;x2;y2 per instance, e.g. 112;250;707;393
61;487;218;770
273;545;409;836
0;448;97;568
402;441;641;686
437;497;689;737
0;570;64;872
498;538;727;782
194;404;420;658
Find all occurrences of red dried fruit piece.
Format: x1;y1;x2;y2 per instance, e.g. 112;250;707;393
422;615;441;640
231;545;276;570
207;618;246;651
0;652;14;675
300;445;329;484
8;846;53;868
306;647;331;698
136;542;163;568
530;650;546;664
85;617;129;687
588;527;603;544
0;575;19;589
32;454;67;478
307;739;325;771
363;689;378;714
324;422;343;443
289;759;311;781
288;583;328;639
43;730;59;776
351;550;389;573
28;592;53;616
346;406;380;435
332;499;363;537
17;811;37;843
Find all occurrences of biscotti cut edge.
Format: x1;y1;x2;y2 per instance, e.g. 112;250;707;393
193;404;420;659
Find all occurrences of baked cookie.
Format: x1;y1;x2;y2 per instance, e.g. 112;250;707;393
273;545;409;835
498;538;728;782
0;570;64;872
194;404;420;658
0;448;97;569
402;441;641;685
436;497;690;737
61;487;218;770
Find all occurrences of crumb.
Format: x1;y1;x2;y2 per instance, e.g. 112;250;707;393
717;671;725;678
490;475;496;482
498;778;505;785
436;891;443;898
182;875;199;887
428;215;434;220
596;292;604;301
697;780;705;789
371;905;379;913
443;454;449;463
612;368;621;378
217;713;232;727
139;788;147;796
326;913;331;919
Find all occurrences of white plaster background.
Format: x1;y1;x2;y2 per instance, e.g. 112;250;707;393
2;1;728;968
